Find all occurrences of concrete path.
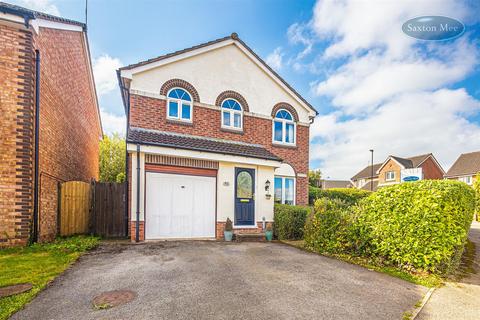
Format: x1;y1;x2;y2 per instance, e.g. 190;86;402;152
418;221;480;320
12;241;427;320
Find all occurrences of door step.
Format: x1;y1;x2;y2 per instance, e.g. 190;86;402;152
235;233;265;242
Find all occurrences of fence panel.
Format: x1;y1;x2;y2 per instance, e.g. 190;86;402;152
92;182;126;238
59;181;91;236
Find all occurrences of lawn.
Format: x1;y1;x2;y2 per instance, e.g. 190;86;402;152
281;240;442;288
0;236;99;320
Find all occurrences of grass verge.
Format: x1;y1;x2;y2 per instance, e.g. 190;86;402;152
281;240;442;288
0;236;99;320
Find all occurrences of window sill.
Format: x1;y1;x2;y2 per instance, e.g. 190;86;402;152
272;142;297;149
220;127;244;135
166;118;193;126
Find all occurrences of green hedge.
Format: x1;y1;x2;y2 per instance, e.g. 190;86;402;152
304;198;354;254
273;204;311;240
474;173;480;221
309;186;370;205
358;180;475;274
305;180;475;275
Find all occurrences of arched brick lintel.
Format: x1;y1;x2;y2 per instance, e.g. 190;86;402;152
271;102;299;122
160;79;200;103
215;90;250;112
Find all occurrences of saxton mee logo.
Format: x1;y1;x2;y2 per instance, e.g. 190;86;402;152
402;16;465;41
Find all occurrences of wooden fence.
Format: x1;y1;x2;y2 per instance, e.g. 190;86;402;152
92;182;127;238
59;181;91;236
58;181;126;238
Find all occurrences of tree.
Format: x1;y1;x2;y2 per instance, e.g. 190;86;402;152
99;133;126;183
308;169;322;187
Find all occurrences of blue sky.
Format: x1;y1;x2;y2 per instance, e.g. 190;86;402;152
11;0;480;179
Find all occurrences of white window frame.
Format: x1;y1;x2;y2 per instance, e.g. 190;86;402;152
459;176;473;185
221;98;243;131
385;171;396;181
274;176;296;205
166;88;193;122
272;109;296;146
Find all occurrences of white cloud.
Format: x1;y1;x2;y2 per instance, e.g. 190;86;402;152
93;55;122;96
311;89;480;179
299;0;480;179
100;109;126;136
265;47;284;71
16;0;60;16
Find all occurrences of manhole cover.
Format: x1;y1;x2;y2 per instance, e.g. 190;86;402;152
0;283;33;298
92;290;136;309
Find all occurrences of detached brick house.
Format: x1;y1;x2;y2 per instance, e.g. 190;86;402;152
445;151;480;185
118;33;317;241
351;153;444;191
0;3;102;246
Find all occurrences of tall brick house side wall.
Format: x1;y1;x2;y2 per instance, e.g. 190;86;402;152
129;94;309;204
35;28;101;241
0;24;35;247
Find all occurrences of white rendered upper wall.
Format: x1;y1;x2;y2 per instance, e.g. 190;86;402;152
128;43;315;123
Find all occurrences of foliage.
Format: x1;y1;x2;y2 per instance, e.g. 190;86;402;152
308;186;370;205
308;169;322;187
304;198;355;254
273;204;311;240
357;180;475;274
474;173;480;221
304;180;475;276
99;133;126;183
225;218;233;232
0;236;99;320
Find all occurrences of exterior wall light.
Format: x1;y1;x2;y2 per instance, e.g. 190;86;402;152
265;180;271;199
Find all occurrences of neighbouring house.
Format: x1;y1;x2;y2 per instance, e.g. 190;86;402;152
351;153;444;191
351;163;382;191
376;153;444;187
318;180;353;189
0;3;102;246
445;151;480;185
117;33;317;241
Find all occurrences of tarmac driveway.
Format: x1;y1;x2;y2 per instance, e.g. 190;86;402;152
12;241;427;320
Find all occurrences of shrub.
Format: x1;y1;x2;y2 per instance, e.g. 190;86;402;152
357;180;475;274
309;186;370;205
304;198;355;254
474;173;480;221
273;204;311;240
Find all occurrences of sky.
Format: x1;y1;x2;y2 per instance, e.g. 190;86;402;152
10;0;480;180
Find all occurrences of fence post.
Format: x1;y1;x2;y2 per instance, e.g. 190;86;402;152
89;179;96;235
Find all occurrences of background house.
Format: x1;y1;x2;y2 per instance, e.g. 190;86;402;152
376;153;444;187
318;180;353;189
445;151;480;185
351;163;381;191
118;33;316;241
0;3;102;246
351;153;444;191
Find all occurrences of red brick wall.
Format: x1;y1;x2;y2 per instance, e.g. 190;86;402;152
0;24;34;247
420;157;444;180
34;27;101;241
129;94;309;204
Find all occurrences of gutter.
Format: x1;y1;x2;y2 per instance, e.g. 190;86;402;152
32;50;40;243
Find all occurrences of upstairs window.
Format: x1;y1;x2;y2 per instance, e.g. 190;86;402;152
221;99;243;130
385;171;395;181
167;88;192;122
273;109;295;145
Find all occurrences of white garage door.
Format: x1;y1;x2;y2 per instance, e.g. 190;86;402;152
145;172;216;239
